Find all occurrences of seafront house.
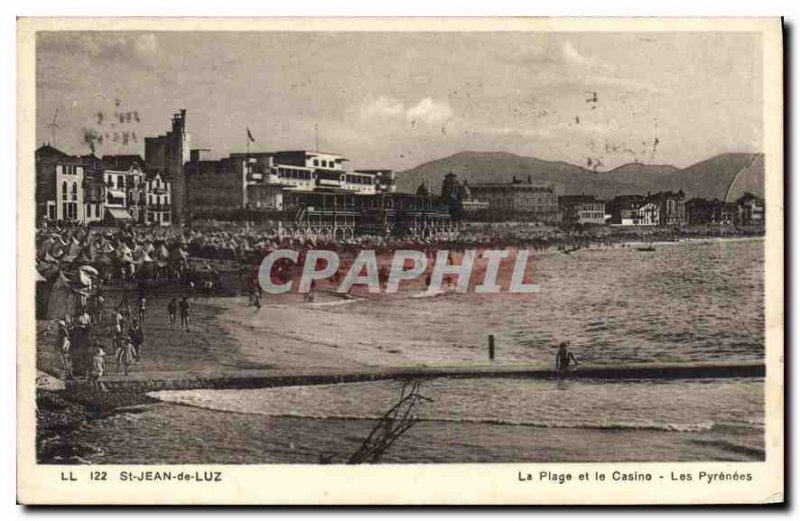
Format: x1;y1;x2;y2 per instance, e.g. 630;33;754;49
737;193;765;225
35;144;87;224
101;155;142;224
559;195;607;225
469;176;560;223
648;190;687;226
606;195;660;226
145;172;172;226
77;154;105;224
685;195;764;226
101;155;174;226
685;198;722;225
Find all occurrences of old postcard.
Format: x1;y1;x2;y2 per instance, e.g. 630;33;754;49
17;17;783;505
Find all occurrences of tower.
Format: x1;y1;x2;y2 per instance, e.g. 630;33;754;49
168;109;190;224
145;109;190;225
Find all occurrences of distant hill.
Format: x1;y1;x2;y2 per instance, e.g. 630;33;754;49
396;151;764;201
670;153;765;201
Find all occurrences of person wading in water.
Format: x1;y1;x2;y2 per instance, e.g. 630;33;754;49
555;342;579;371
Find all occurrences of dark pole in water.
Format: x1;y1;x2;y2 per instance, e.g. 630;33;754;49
488;334;495;360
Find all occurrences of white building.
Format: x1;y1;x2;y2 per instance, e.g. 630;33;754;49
145;172;172;226
54;162;85;223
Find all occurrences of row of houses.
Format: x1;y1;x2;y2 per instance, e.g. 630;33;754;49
443;172;764;227
603;191;764;226
35;145;172;226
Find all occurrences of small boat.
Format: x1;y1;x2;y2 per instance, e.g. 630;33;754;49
636;244;656;252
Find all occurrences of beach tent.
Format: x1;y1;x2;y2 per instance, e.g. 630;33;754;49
66;239;82;258
46;272;79;319
133;248;154;264
48;243;65;260
37;237;55;258
79;265;99;277
85;241;100;261
155;244;170;260
74;252;93;266
35;270;50;319
94;253;113;268
117;243;134;264
37;260;59;281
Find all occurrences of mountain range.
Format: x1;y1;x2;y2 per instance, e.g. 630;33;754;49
396;151;764;202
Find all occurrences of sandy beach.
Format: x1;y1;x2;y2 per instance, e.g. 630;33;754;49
36;238;765;464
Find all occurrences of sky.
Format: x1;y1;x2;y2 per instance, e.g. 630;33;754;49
36;30;763;171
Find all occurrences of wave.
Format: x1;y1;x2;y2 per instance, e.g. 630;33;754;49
146;394;719;433
410;290;447;299
303;297;365;307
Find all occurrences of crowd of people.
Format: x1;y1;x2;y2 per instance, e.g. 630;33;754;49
53;288;196;390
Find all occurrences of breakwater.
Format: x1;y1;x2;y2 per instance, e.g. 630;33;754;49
65;360;765;393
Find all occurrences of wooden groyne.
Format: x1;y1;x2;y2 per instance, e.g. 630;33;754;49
65;361;765;393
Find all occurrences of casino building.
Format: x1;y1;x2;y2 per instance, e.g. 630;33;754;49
185;149;454;240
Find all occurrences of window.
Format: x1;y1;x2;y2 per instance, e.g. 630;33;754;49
71;182;78;201
61;181;67;200
313;159;319;167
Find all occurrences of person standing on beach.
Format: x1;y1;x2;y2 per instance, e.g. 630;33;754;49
56;319;72;380
89;343;107;392
555;342;579;371
113;307;124;335
114;331;133;376
92;293;105;326
167;298;178;329
129;320;144;362
137;295;147;323
179;297;190;332
253;282;262;309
